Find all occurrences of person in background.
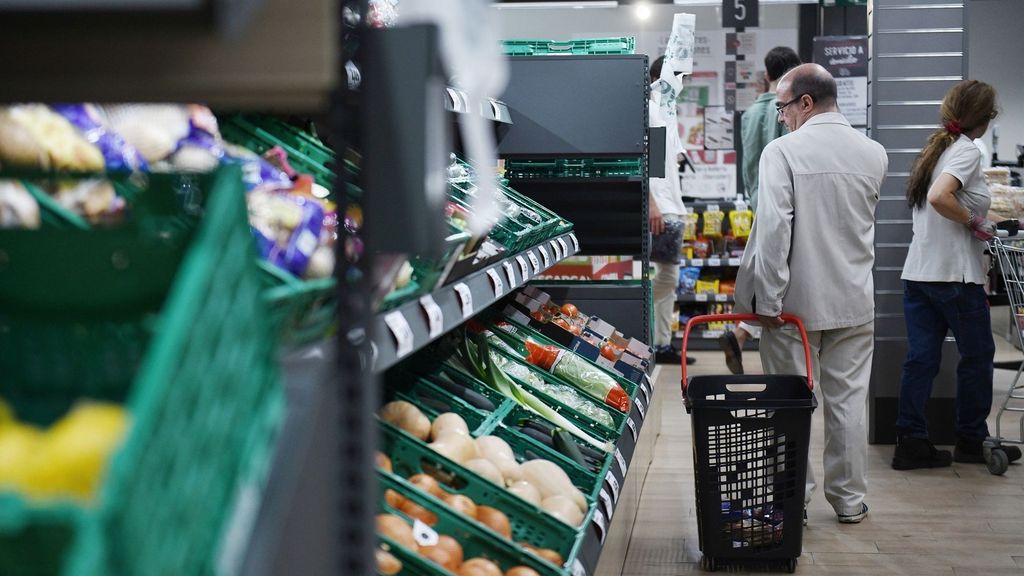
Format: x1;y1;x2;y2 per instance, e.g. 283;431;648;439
892;80;1023;470
649;55;694;366
719;46;801;375
735;63;888;524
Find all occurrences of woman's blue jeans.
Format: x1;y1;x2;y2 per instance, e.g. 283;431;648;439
896;280;994;441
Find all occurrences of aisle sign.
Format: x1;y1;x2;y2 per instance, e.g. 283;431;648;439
813;36;868;126
419;295;445;338
722;0;759;28
384;311;414;358
454;283;474;319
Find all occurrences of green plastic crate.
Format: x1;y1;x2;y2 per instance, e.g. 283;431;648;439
378;230;473;312
0;167;283;576
218;114;336;193
505;158;643;179
502;37;635;56
379;425;579;565
376;471;563;576
260;262;337;347
386;378;508;437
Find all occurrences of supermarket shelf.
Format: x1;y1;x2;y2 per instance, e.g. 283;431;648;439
371;231;580;373
677;294;735;304
445;87;513;124
682;199;748;212
676;329;734;340
679;257;742;268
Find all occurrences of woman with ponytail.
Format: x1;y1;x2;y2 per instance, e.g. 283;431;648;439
893;80;1022;470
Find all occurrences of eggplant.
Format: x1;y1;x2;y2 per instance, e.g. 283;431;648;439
425;373;495;412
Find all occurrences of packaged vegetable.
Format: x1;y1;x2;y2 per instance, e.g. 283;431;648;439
523;339;629;413
51;104;148;172
249;190;325;277
0;105;105;172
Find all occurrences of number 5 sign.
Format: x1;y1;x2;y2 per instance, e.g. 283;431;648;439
722;0;758;28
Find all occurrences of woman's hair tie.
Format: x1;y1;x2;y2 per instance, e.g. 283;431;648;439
945;120;962;135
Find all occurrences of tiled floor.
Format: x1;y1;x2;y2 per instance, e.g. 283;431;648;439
626;336;1024;575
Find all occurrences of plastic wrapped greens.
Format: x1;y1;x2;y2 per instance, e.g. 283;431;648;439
524;339;630;413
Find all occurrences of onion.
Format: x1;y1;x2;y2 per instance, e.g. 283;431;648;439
420;546;458;572
432;535;464;567
519;543;563;567
399;500;438;526
408;474;445;498
375;549;403;575
376;514;416;551
380;401;431;441
375;452;393;472
505;567;541;576
476;506;512;539
384;489;407;510
443;493;479;519
458;558;503;576
431;412;470;440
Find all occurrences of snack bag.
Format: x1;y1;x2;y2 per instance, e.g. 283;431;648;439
682;211;699;241
729;209;754;239
702;208;725;238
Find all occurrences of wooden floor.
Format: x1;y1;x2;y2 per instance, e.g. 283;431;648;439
625;338;1024;575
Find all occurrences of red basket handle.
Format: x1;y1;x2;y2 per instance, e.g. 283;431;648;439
681;313;814;394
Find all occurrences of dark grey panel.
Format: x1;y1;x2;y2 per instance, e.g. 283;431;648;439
881;175;909;198
500;56;647;158
530;283;649;344
876;244;909;267
874;0;964;7
873;102;942;126
875;78;960;102
874;31;964;54
875;315;906;338
872;5;963;30
873;127;939;149
886;151;921;173
876;292;904;314
873;54;963;78
871;338;959;398
875;268;905;291
876;221;913;244
877;197;912;220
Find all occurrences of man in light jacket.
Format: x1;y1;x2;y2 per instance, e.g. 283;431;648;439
735;64;888;524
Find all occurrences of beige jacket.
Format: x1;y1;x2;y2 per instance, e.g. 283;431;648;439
735;112;888;332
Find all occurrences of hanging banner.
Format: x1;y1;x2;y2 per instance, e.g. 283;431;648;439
813;35;868;127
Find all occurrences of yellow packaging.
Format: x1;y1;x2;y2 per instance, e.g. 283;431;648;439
695;278;719;295
729;210;754;239
702;209;725;238
682;212;699;241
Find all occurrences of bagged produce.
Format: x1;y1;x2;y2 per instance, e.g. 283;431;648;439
51;104;148;172
522;339;629;413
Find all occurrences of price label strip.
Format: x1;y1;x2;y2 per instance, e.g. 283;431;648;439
636;396;647;421
419;295;444;338
572;558;588;576
604;470;621;503
454;283;473;319
599;489;614;521
695;294;709;302
516;255;529;280
708;257;721;266
539;245;552;268
502;261;517;288
486;268;504;298
552;240;564;260
591;508;608;544
557;237;569;257
615;448;628;476
383;310;414;358
626;416;638;442
527;251;541;274
691;258;704;267
640;379;652;405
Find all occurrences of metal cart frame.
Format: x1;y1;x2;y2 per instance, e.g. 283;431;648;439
986;236;1024;474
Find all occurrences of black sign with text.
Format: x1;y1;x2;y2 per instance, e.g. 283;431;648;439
722;0;759;28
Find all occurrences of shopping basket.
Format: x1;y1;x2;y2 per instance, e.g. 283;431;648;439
985;233;1024;475
681;314;816;573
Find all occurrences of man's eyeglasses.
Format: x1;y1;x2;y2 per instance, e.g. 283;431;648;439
776;94;810;116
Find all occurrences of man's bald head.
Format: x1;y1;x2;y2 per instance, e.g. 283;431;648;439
777;63;838;111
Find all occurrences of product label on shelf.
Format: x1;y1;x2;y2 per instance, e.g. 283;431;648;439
502;261;517;288
516;255;529;280
615;448;628;476
486;268;505;298
635;396;647;421
413;519;440;547
527;251;541;274
640;379;652;405
557;237;569;258
626;416;638;441
540;245;552;268
383;310;414;358
369;341;379;370
691;258;704;266
708;204;720;213
695;294;709;302
604;470;621;503
708;257;721;267
454;283;473;319
549;240;561;261
715;294;729;302
599;488;614;520
569;233;580;253
591;508;608;544
419;295;445;338
572;558;588;576
728;258;742;266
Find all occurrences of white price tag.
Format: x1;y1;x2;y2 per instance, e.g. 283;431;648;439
591;508;608;544
636;396;647;421
486;268;504;298
626;416;638;441
604;470;621;503
708;257;721;267
527;251;541;274
615;448;628;476
572;558;588;576
599;489;614;520
454;283;473;319
539;246;552;268
557;238;569;257
708;204;720;213
715;294;729;302
516;255;529;280
695;294;709;302
569;233;580;253
691;258;704;266
412;519;439;547
550;240;562;260
419;295;444;339
445;87;460;111
502;261;517;288
640;379;652;405
729;258;742;266
383;311;414;358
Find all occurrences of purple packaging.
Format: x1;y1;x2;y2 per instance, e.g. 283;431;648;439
253;193;325;276
52;104;148;172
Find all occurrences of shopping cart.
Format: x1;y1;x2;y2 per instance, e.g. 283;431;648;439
681;314;817;573
985;233;1024;475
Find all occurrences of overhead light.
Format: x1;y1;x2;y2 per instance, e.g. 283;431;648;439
494;1;619;9
635;1;652;19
